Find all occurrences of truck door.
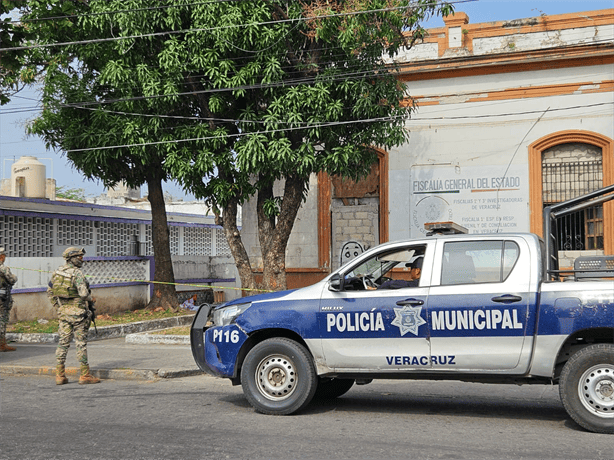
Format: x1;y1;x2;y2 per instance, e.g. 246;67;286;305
319;242;433;372
427;238;531;371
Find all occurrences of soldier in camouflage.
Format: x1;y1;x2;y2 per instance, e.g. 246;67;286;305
0;247;18;352
48;247;100;385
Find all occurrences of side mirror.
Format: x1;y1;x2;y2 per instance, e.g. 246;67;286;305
328;273;344;292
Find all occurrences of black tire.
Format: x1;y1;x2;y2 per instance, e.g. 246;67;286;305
314;378;355;399
559;343;614;434
241;338;317;415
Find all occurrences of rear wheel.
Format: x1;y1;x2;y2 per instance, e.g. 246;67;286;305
241;338;317;415
559;344;614;434
314;378;355;399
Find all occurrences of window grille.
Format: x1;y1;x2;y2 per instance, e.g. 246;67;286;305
184;226;212;256
57;219;94;247
542;159;603;250
0;215;53;257
144;224;153;256
169;226;180;255
0;213;227;258
215;227;232;256
83;259;149;285
96;221;139;256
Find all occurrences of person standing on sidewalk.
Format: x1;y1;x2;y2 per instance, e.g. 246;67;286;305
0;247;18;352
48;247;100;385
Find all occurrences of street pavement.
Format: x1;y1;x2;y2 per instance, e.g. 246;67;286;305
0;317;204;381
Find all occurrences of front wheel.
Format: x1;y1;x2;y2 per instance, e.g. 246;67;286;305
241;338;317;415
559;344;614;434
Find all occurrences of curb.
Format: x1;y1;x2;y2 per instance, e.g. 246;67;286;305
125;332;190;345
6;314;195;344
0;364;204;380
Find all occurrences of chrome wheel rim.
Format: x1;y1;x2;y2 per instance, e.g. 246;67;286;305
255;354;297;401
578;364;614;418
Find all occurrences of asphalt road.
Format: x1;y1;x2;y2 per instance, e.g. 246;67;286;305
1;373;613;460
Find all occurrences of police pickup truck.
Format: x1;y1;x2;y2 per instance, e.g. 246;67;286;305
191;190;614;434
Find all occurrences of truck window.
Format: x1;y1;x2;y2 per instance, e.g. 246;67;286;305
344;245;426;290
442;241;520;285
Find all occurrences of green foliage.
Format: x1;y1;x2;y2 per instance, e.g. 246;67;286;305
18;0;453;288
0;1;35;104
55;186;88;202
263;197;283;219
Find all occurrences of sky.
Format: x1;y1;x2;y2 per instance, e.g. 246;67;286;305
1;0;613;201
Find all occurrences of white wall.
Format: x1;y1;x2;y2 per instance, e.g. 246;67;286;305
242;174;320;269
389;63;614;242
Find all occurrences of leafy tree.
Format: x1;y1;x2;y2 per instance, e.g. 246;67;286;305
163;0;454;290
19;0;453;295
55;185;87;202
0;0;34;105
21;1;182;309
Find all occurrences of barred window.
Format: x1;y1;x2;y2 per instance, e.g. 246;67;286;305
542;143;603;251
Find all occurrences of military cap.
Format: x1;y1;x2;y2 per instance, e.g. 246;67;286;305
62;247;86;259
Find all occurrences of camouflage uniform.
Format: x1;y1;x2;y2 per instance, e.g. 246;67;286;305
48;247;100;384
0;247;18;352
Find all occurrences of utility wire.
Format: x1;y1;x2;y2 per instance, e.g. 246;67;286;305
64;114;409;153
2;102;611;153
2;36;611;116
61;101;613;153
2;98;611;148
2;0;473;52
7;0;467;25
6;0;242;24
4;56;612;115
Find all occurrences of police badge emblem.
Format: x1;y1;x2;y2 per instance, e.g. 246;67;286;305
391;305;426;336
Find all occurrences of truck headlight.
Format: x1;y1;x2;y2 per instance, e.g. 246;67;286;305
212;302;252;326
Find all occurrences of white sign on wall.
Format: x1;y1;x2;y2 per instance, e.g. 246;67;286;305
410;165;529;238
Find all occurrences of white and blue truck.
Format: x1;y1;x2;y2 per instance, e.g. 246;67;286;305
191;186;614;434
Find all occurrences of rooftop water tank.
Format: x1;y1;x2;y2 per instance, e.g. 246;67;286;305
11;156;46;198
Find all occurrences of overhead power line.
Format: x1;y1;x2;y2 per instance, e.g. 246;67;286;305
2;0;475;52
1;100;610;149
3;35;612;117
64;114;408;153
60;100;613;154
7;0;242;24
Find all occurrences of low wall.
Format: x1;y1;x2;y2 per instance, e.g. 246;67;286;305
6;255;239;321
10;285;149;322
173;255;241;302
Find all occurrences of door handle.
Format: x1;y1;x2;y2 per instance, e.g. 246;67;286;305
491;294;522;304
396;298;424;306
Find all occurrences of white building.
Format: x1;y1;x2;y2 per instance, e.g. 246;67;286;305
242;8;614;286
0;157;240;321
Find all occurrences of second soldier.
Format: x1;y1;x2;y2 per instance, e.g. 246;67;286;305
48;247;100;385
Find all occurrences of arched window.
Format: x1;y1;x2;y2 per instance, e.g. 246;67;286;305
529;130;614;255
542;142;603;250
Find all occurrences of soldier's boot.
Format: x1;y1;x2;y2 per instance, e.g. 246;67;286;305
0;338;16;352
78;365;100;384
56;364;68;385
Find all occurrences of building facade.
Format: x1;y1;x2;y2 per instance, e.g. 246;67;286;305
1;195;239;321
242;8;614;286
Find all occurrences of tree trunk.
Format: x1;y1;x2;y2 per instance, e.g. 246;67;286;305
261;175;305;291
256;181;275;256
145;174;179;311
219;196;257;294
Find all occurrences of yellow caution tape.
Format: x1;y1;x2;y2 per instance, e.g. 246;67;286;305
10;266;274;293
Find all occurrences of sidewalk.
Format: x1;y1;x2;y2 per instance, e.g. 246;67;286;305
0;316;206;381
